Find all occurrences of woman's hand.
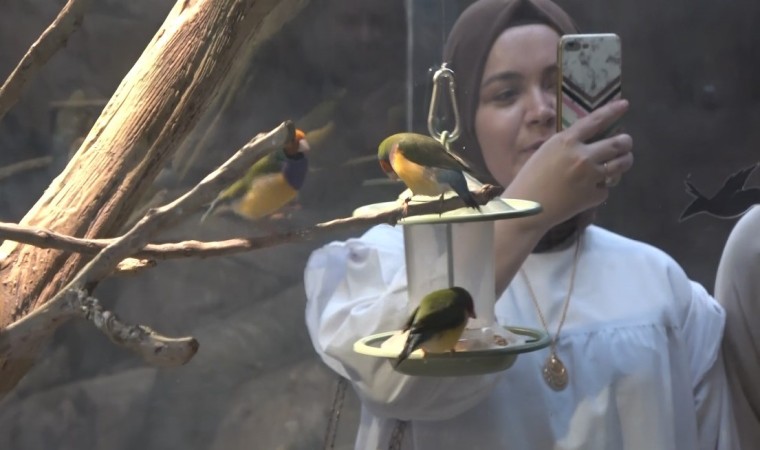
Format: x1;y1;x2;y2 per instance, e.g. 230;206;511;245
504;99;633;233
492;99;632;294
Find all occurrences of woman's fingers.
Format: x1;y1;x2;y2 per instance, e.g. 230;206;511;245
567;99;629;143
589;133;634;188
588;133;633;166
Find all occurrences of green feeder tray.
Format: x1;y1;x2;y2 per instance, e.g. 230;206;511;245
354;326;550;377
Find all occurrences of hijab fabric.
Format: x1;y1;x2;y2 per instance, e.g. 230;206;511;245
443;0;578;176
443;0;586;252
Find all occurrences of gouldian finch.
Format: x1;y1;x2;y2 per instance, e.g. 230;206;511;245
377;132;481;211
395;286;477;367
200;129;310;223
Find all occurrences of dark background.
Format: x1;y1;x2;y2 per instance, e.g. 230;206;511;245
0;0;756;448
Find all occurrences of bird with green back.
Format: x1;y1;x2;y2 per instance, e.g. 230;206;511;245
377;132;481;212
200;129;310;223
395;286;477;368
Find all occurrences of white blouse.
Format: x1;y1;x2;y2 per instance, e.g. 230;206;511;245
304;224;737;450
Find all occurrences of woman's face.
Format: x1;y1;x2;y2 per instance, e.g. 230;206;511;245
475;24;560;187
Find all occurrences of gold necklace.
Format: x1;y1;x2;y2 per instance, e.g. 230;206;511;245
520;235;582;391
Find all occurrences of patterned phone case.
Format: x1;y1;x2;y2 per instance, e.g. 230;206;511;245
557;33;622;136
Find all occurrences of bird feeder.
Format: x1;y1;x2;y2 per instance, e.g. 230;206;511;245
353;186;551;376
401;195;512;330
352;37;549;375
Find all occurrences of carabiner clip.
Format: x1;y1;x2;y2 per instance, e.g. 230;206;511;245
427;63;461;148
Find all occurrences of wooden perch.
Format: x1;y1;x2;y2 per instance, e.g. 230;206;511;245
0;185;504;263
0;0;94;123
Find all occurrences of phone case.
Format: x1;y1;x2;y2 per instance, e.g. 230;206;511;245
557;33;622;134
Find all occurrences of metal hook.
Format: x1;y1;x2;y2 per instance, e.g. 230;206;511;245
427;63;461;147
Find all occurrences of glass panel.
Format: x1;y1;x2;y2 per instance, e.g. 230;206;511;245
0;0;758;448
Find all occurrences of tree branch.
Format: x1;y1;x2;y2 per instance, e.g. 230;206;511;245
0;0;93;122
0;121;293;367
0;288;198;367
78;293;198;367
0;185;505;262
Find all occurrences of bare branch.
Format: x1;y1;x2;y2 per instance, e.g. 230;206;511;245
0;156;53;182
78;293;198;367
0;288;198;367
0;221;108;254
0;185;505;261
0;0;94;122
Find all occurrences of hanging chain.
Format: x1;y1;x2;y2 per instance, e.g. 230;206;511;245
427;63;462;150
323;376;349;450
323;377;408;450
388;419;408;450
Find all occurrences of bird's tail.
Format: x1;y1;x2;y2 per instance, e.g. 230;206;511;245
447;173;481;211
200;198;223;224
394;333;423;368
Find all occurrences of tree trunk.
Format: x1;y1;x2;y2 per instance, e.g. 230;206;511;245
0;0;308;396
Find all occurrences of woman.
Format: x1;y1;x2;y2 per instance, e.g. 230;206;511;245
715;205;760;449
305;0;736;448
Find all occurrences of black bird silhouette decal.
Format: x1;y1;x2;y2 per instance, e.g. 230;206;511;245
679;162;760;221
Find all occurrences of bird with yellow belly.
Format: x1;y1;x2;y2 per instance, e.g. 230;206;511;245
201;129;310;223
395;286;477;367
377;132;481;212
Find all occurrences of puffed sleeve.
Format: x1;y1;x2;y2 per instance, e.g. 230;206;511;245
304;224;501;421
680;280;738;450
714;206;760;449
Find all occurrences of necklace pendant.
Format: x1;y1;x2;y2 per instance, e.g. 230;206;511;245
542;352;569;391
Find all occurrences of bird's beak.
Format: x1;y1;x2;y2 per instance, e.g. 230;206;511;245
380;159;398;179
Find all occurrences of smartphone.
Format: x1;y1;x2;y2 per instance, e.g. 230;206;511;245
557;33;622;139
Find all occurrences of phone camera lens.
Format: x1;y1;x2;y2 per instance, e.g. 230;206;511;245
565;40;581;51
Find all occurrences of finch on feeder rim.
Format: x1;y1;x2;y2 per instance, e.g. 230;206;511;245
377;132;481;212
395;286;477;368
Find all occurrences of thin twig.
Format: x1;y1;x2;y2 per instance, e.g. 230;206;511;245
0;156;53;182
0;0;94;122
0;185;504;261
